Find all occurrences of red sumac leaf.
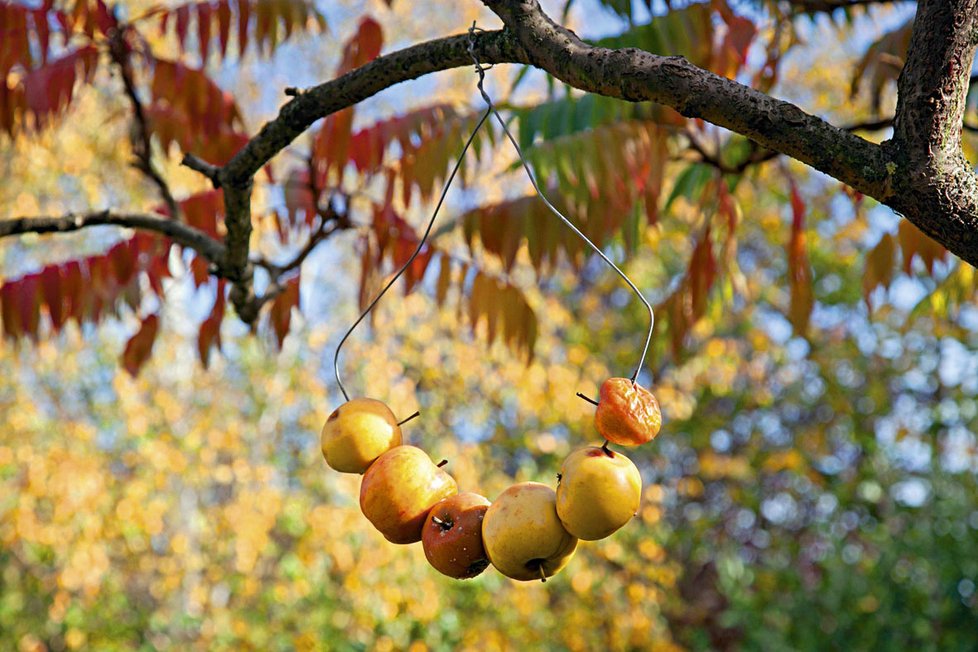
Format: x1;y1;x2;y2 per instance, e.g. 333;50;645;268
270;275;300;348
898;219;947;275
435;254;452;306
121;314;160;377
40;265;65;331
786;181;813;335
18;273;40;339
197;2;213;62
109;241;136;285
198;280;226;367
190;255;210;287
1;282;20;339
93;0;116;35
337;16;382;74
175;5;190;52
216;0;232;58
63;260;84;323
863;232;896;308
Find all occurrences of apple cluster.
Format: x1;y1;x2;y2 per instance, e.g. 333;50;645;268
320;378;662;583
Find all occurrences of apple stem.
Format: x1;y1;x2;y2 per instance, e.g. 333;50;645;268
537;563;547;583
601;441;613;456
397;410;421;426
437;459;448;468
431;515;452;530
576;392;599;407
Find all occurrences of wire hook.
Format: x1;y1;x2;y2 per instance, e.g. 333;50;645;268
465;22;655;384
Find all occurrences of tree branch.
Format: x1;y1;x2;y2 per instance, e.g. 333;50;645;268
0;211;227;264
181;153;222;187
108;27;179;219
482;0;889;198
886;0;978;262
214;28;527;324
782;0;903;13
481;0;978;267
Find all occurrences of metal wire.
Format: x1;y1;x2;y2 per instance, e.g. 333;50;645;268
333;107;491;401
465;23;655;383
332;22;656;400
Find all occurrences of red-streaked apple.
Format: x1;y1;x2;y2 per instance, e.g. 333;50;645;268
482;482;577;582
321;398;402;474
556;446;642;540
359;445;457;544
422;492;491;579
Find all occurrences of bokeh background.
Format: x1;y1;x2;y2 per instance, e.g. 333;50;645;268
2;0;978;650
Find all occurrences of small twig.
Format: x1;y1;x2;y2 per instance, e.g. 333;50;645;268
107;27;178;218
397;410;421;426
576;392;599;407
0;210;227;263
181;154;223;188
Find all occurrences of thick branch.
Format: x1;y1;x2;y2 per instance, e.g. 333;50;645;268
892;0;978;160
0;211;227;264
886;0;978;262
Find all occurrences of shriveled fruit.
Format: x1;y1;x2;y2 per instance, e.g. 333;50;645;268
594;378;661;446
321;398;402;474
359;445;457;544
556;446;642;540
422;492;491;579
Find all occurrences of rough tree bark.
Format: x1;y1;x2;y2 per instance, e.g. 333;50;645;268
5;0;978;324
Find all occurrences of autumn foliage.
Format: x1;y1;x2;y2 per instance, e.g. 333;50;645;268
2;0;978;649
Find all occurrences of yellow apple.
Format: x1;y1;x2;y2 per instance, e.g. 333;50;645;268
482;482;578;582
556;446;642;540
359;445;457;544
321;398;402;474
594;377;662;446
422;492;491;579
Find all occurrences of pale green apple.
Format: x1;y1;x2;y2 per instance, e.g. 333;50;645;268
482;482;578;581
556;446;642;540
359;445;457;544
320;398;402;474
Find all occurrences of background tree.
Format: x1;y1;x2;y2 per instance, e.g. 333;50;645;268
2;0;978;650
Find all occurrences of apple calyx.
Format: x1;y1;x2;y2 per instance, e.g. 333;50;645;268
529;560;548;583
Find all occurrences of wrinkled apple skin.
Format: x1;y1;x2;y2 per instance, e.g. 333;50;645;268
594;378;662;446
556;446;642;540
359;445;457;544
321;398;402;474
422;492;491;579
482;482;578;582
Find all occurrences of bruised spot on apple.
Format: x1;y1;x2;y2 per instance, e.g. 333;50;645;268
422;492;491;579
360;445;457;544
556;446;642;540
594;378;662;446
321;398;402;474
482;482;577;582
